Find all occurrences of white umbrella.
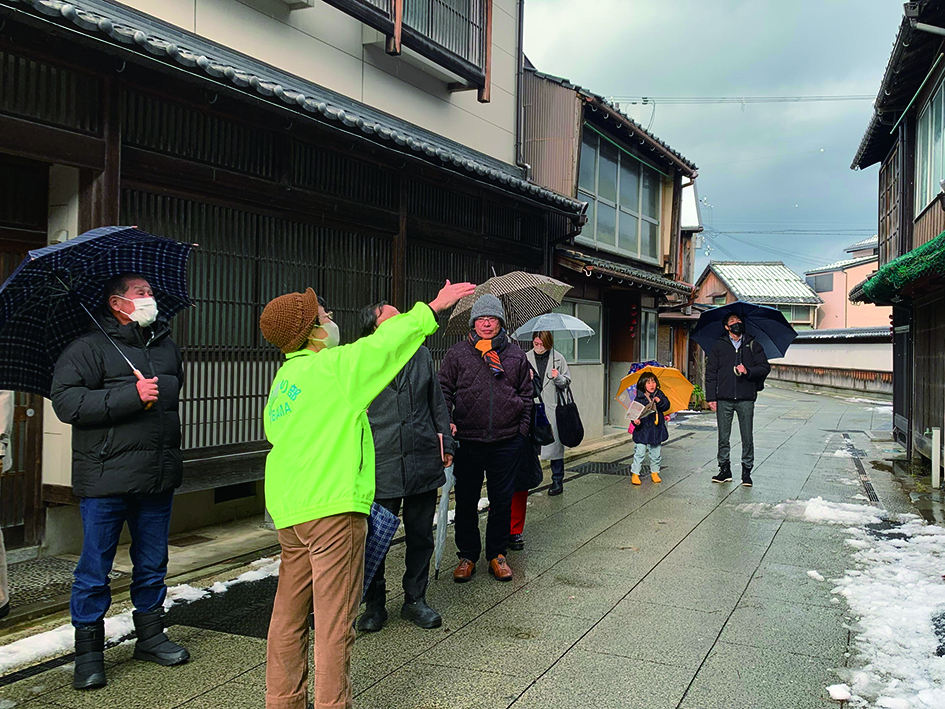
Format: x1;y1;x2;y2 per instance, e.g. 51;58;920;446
433;464;455;580
511;312;595;340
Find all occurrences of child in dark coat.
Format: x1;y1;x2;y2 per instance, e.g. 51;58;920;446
629;372;671;486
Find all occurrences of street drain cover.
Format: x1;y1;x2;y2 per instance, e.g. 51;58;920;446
9;557;128;606
568;461;632;476
864;520;910;541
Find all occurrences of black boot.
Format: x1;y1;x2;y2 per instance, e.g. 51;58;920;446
73;622;107;690
132;611;190;666
548;482;563;496
401;596;442;629
357;602;388;632
741;464;753;487
508;533;525;551
711;461;733;483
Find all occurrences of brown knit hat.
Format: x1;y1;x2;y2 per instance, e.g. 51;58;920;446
260;287;320;354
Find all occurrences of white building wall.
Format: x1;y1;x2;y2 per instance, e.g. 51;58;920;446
118;0;518;164
770;342;892;372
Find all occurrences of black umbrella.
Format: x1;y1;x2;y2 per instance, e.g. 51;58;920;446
691;301;797;359
0;226;195;397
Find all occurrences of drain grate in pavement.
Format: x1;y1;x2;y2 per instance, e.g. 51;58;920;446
864;519;910;542
167;574;277;639
169;535;213;547
933;612;945;657
8;557;128;607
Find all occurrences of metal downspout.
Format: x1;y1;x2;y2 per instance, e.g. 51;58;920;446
515;0;531;180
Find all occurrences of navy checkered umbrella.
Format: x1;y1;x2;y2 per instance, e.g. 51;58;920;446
0;226;195;397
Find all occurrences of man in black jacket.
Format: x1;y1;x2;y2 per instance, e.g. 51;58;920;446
51;274;189;690
356;301;454;633
705;313;770;487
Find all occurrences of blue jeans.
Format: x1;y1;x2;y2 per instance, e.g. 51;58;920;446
631;443;662;475
72;491;174;627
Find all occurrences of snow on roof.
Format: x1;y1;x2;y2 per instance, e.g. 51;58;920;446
844;235;879;253
805;255;878;275
707;262;823;305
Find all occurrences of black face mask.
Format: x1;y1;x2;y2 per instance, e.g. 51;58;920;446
728;322;745;335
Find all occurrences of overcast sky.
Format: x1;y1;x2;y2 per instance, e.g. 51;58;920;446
522;0;905;279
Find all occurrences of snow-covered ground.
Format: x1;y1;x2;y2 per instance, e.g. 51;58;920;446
0;558;280;675
741;497;945;708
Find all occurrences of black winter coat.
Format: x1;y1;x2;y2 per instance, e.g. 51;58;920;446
51;313;184;498
438;337;532;443
368;347;454;499
705;334;770;403
631;388;671;445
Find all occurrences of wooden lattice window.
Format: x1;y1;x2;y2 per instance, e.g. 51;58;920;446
878;144;899;267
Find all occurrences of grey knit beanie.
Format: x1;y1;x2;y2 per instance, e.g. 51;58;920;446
468;294;506;328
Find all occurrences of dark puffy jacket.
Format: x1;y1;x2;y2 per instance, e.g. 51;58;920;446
631;388;671;445
438;338;532;443
51;313;184;498
705;334;770;403
368;347;454;499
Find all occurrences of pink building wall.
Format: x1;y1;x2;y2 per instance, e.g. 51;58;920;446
815;260;891;329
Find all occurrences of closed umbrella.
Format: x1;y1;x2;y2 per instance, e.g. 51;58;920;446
511;312;595;340
433;464;455;580
616;366;694;415
691;301;797;360
446;272;571;335
0;226;195;396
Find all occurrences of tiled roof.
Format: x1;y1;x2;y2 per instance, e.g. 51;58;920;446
702;262;822;305
806;255;877;275
5;0;586;216
526;68;697;175
557;249;694;296
844;235;878;253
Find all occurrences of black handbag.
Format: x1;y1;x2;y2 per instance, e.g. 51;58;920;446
530;372;555;446
555;385;584;448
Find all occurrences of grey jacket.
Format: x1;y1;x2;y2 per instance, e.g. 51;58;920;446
368;347;454;499
525;349;571;460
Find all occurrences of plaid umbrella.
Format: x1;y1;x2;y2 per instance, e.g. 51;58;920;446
363;502;400;601
446;272;572;336
0;226;195;397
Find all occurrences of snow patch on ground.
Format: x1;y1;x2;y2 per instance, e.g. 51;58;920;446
828;683;853;701
832;516;945;708
477;497;490;511
808;570;826;582
738;497;883;526
833;449;855;458
0;557;281;674
432;509;456;527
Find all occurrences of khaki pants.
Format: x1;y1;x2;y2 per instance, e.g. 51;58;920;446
266;512;368;709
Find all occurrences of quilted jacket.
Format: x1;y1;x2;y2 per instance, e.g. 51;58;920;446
437;337;532;444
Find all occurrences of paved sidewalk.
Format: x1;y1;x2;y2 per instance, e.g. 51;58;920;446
0;388;905;708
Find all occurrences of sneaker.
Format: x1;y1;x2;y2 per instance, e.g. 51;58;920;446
453;558;476;583
508;533;525;551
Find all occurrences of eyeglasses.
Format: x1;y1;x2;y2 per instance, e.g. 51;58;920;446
476;317;500;324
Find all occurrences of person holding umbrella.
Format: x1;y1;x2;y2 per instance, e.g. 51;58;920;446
705;312;771;487
355;300;454;633
51;273;190;690
260;280;474;709
438;294;532;583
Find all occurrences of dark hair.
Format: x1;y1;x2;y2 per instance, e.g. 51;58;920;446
637;371;660;392
358;300;388;339
103;273;147;304
725;313;742;325
533;331;554;350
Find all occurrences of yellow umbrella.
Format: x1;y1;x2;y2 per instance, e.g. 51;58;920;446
616;366;694;415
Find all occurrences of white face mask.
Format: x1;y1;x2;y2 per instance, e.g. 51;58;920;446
310;319;341;349
119;296;158;328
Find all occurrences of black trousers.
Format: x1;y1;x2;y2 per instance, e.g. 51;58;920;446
364;489;438;607
453;436;523;563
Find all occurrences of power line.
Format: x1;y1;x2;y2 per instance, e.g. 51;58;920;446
609;94;874;105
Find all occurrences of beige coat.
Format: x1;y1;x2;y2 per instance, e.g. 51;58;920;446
526;349;571;460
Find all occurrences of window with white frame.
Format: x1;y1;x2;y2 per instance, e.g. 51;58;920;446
551;301;601;364
915;80;945;213
576;126;662;262
640;310;658;360
777;304;813;330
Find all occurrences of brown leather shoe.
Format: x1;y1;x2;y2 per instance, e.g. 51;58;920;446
488;555;513;582
453;558;476;583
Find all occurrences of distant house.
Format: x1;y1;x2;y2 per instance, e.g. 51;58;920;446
694;262;822;330
805;236;890;329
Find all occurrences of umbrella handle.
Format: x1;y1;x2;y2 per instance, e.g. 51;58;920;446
133;369;154;411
